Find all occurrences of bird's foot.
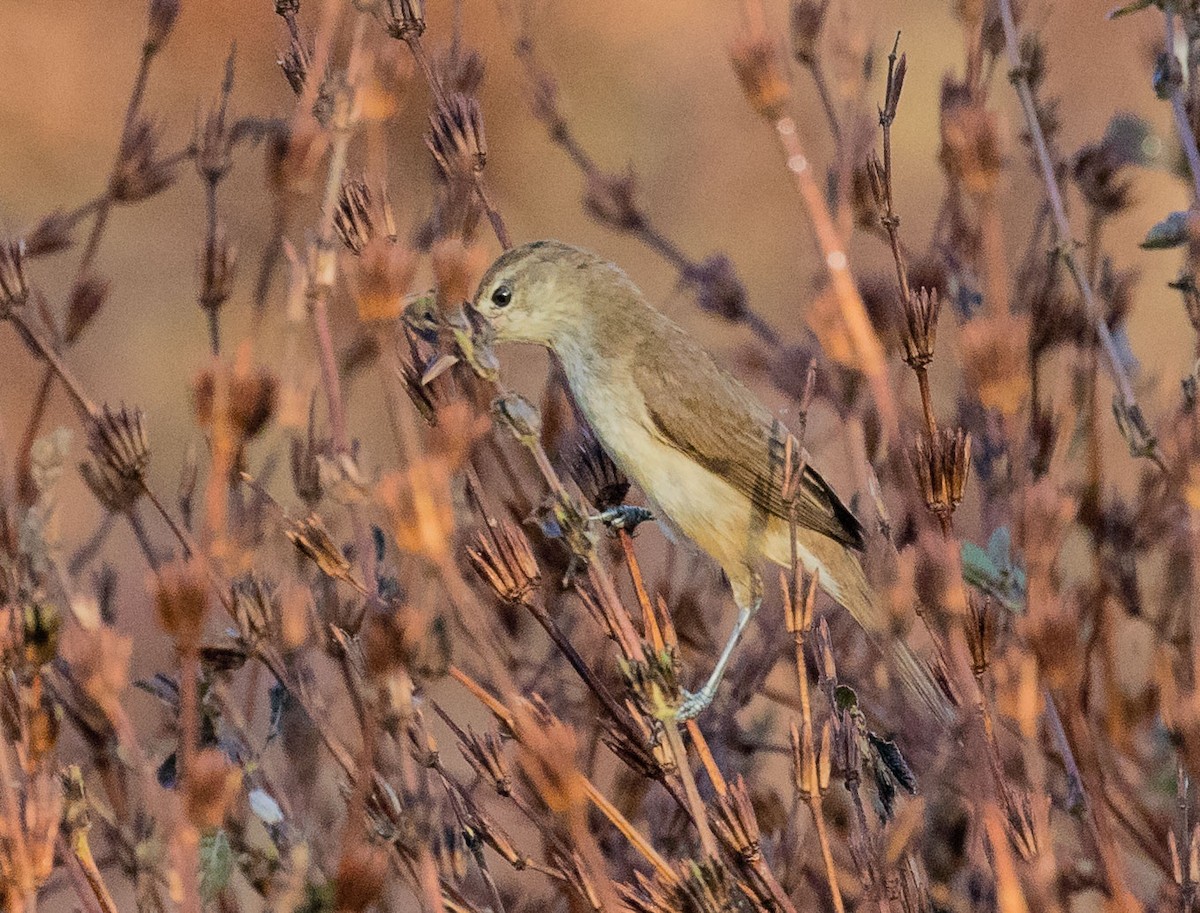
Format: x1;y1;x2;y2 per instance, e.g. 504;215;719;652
675;687;715;721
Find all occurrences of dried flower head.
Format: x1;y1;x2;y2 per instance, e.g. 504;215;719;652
959;314;1030;415
110;119;176;203
278;33;312;95
185;748;242;831
0;239;29;315
146;0;180;53
287;513;357;588
63;276;109;346
80;458;142;513
685;254;750;325
435;44;486;96
349;236;416;322
87;404;149;487
901;287;940;370
431;237;486;314
194;56;235;184
789;0;830;66
379;0;425;40
193;362;278;442
939;80;1003;199
427;94;487;183
335;180;381;254
730;34;791;121
467;519;541;605
912;427;971;520
154;559;209;649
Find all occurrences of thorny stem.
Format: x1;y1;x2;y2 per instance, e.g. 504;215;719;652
997;0;1160;466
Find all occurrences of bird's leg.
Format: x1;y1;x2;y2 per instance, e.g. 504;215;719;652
677;597;762;720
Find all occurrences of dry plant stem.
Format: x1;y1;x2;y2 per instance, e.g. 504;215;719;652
62;827;119;913
772;115;899;441
662;718;719;859
0;728;33;907
790;583;844;913
579;777;676;881
997;0;1157;463
1165;12;1200;203
684;719;728;797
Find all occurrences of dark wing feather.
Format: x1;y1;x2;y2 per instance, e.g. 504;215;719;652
632;323;864;551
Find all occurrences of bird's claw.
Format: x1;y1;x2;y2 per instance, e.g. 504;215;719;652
675;688;714;721
591;505;654;532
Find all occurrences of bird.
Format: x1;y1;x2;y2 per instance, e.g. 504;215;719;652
471;239;950;721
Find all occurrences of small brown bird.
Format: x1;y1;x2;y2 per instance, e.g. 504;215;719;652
474;240;948;720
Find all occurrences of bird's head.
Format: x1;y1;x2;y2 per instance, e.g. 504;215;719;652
472;240;635;349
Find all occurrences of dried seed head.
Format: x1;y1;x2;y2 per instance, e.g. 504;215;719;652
287;513;356;586
711;776;762;865
80;458;143;513
275;0;300;16
194;54;236;184
967;592;993;676
23;211;75;258
88;404;150;487
685;253;750;325
193;363;278;442
380;0;425;40
458;726;512;795
730;34;791;121
789;0;830;66
199;222;238;314
335;180;379;254
427;94;487;182
0;239;29;315
574;438;630;512
435;44;486;96
911;427;971;520
110;119;176;203
959;314;1029;415
901;286;940;369
583;170;644;233
291;401;330;507
146;0;181;53
939;82;1003;199
467;519;541;605
185;748;241;831
154;559;209;649
349;236;416;322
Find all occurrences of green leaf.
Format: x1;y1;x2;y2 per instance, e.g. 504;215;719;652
199;830;234;906
1140;211;1192;249
1107;0;1156;18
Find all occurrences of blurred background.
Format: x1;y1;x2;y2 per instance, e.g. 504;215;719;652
0;0;1187;737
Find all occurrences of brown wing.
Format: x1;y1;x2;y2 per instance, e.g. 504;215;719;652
632;321;865;551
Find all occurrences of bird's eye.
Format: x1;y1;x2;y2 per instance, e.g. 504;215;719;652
491;284;513;308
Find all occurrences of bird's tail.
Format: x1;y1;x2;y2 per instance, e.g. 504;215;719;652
822;549;957;727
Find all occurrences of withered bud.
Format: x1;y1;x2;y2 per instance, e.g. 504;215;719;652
491;393;542;447
711;776;762;865
939;82;1002;199
901;287;940;369
730;34;791;121
427;94;487;182
23;211;75;258
194;89;235;185
64;276;110;346
349;237;416;322
185;748;242;831
685;253;750;325
275;0;300;15
458;726;512;795
380;0;425;40
199;223;238;314
573;439;630;512
967;593;993;676
278;34;312;95
789;0;830;66
583;170;644;233
467;520;541;605
790;718;832;798
881;48;907;128
154;559;210;649
911;427;971;519
291;401;329;507
88;404;150;486
287;513;354;585
193;364;278;441
0;239;29;315
146;0;181;53
111;119;176;203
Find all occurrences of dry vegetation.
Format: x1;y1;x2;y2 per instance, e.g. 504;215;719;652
2;0;1200;912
